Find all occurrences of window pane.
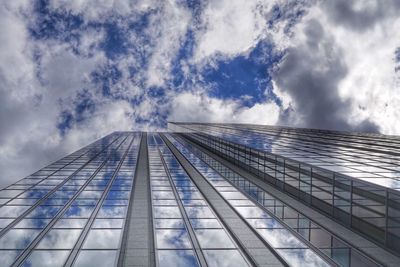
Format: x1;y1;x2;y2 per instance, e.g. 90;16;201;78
92;219;124;228
0;229;40;249
155;229;191;249
22;250;69;267
37;229;81;249
54;219;88;228
82;229;122;249
74;250;117;267
203;250;249;267
157;250;199;267
154;219;185;229
194;229;235;249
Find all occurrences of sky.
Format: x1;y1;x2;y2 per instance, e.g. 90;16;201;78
0;0;400;187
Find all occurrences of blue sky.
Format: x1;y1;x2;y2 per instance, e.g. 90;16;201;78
0;0;400;187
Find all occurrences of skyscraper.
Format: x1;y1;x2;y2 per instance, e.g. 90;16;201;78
0;123;399;267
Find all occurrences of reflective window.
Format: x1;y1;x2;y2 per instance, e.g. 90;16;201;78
74;250;117;267
37;229;82;249
155;229;192;249
157;250;199;267
22;250;69;267
83;229;122;249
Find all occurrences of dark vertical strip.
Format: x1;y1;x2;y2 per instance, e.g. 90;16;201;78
120;133;155;267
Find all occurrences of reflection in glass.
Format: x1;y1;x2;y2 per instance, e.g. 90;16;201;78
184;206;214;218
63;205;95;218
37;229;81;249
257;228;306;248
277;248;330;267
54;218;88;228
0;218;14;228
22;250;69;267
83;229;121;249
157;250;199;267
153;207;181;218
0;206;29;218
26;205;61;218
203;250;249;267
97;206;127;218
155;229;192;249
247;218;283;229
15;219;51;229
194;229;235;249
0;229;40;249
190;219;221;229
0;250;21;267
154;219;185;229
74;250;117;267
92;219;124;228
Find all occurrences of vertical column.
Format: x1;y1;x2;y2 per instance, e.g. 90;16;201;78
120;133;155;267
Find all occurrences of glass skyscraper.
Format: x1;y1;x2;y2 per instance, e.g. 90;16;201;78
0;123;399;267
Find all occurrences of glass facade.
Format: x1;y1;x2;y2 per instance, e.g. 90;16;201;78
169;123;400;256
0;124;398;267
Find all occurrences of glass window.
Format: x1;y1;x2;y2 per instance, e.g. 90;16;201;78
37;229;82;249
155;229;192;249
82;229;122;249
0;250;21;266
154;219;185;229
203;250;249;267
153;207;181;218
54;219;88;228
157;250;199;267
277;248;330;267
190;219;221;229
0;229;40;249
74;250;117;267
15;219;51;229
22;250;69;267
184;206;214;219
97;206;127;218
63;206;95;218
92;219;124;228
0;218;14;228
194;229;235;249
257;228;306;248
0;206;29;218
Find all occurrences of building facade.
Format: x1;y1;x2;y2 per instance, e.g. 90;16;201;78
0;123;399;266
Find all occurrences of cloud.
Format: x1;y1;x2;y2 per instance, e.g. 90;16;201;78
272;1;400;133
169;91;280;125
272;18;379;132
145;1;192;88
193;0;273;63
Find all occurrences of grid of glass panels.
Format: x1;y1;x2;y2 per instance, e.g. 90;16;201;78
170;123;400;253
148;133;251;267
169;134;382;267
0;132;140;267
166;133;336;267
169;123;400;189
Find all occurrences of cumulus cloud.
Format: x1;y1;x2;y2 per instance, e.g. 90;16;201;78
272;0;400;133
169;91;280;125
193;0;272;62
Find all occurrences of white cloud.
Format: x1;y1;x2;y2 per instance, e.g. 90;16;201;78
145;1;192;88
273;1;400;134
168;91;280;125
193;0;273;62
